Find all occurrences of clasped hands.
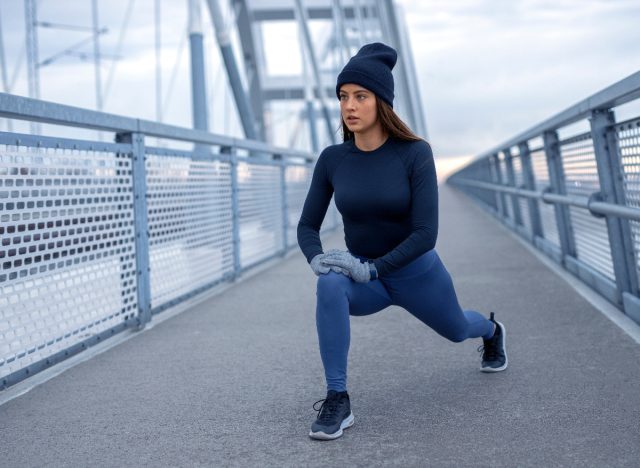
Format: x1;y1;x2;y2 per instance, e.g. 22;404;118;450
310;249;377;283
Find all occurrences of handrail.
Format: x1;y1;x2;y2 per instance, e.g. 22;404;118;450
451;178;640;221
446;70;640;328
0;92;312;160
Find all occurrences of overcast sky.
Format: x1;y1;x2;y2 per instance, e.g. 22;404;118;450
397;0;640;159
1;0;639;163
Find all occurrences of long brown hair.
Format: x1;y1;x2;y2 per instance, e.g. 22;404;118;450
340;98;424;143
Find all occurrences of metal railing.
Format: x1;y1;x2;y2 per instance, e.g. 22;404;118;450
0;93;340;390
447;71;640;326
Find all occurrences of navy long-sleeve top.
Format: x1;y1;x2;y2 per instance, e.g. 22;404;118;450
296;136;438;276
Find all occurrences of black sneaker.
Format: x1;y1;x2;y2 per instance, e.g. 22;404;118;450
309;390;354;440
477;312;508;372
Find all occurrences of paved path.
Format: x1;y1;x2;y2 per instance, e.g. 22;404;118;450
2;184;640;467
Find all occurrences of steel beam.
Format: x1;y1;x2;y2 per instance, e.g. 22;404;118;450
188;0;209;135
490;153;507;219
590;109;639;300
235;0;266;140
519;141;544;238
332;0;351;63
293;0;337;145
116;131;152;329
205;0;258;140
503;147;523;226
543;130;577;261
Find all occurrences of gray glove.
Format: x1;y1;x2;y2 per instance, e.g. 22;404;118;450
321;251;377;283
309;250;350;276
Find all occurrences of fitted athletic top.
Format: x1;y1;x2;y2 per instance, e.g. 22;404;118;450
296;136;438;276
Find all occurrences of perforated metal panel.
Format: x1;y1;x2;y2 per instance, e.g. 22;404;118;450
480;158;498;209
560;133;615;280
616;118;640;288
145;151;234;309
237;161;284;268
461;159;496;209
530;148;559;247
498;156;513;220
0;143;137;381
511;154;531;233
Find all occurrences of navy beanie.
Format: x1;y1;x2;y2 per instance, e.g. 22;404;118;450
336;42;397;107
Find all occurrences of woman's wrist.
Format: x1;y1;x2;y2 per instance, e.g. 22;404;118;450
368;262;378;280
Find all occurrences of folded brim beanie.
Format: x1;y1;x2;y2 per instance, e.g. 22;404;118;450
336;42;398;108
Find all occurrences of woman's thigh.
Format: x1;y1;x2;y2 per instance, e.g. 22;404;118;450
384;254;470;337
318;271;393;316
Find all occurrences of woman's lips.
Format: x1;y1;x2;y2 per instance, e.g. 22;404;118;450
347;117;359;122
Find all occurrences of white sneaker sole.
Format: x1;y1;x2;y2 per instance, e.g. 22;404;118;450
309;413;355;440
480;320;508;372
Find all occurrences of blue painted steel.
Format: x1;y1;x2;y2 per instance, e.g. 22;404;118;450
204;0;258;140
448;72;640;325
225;146;242;278
503;148;523;227
543;130;576;261
293;0;337;145
490;154;507;219
0;130;129;153
518;141;544;238
117;132;152;327
0;69;339;393
590;109;638;299
0;93;309;160
280;159;288;254
189;32;208;133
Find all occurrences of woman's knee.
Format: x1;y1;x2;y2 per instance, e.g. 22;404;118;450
316;271;351;299
446;329;468;343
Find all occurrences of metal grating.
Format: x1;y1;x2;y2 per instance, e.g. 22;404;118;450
511;154;531;233
560;133;615;280
237;162;284;268
530;147;559;246
478;159;497;208
0;143;137;381
497;156;513;220
616;118;640;288
145;153;234;309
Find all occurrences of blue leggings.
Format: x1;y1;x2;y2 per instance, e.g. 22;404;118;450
315;249;495;392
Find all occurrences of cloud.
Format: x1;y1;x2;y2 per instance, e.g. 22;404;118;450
397;0;640;157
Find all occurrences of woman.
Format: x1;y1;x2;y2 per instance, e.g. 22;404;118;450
296;42;507;441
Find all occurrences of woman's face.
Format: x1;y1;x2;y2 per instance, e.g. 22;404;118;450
339;84;379;135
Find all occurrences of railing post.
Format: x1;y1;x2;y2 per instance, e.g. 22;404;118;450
519;141;544;238
503;147;523;227
543;130;576;262
489;153;507;219
223;145;241;278
590;109;639;301
279;156;288;255
116;131;151;329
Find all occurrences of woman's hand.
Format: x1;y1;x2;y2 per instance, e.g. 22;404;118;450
321;251;377;283
310;250;350;276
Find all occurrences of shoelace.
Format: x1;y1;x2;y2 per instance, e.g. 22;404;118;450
312;395;343;423
477;325;502;361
